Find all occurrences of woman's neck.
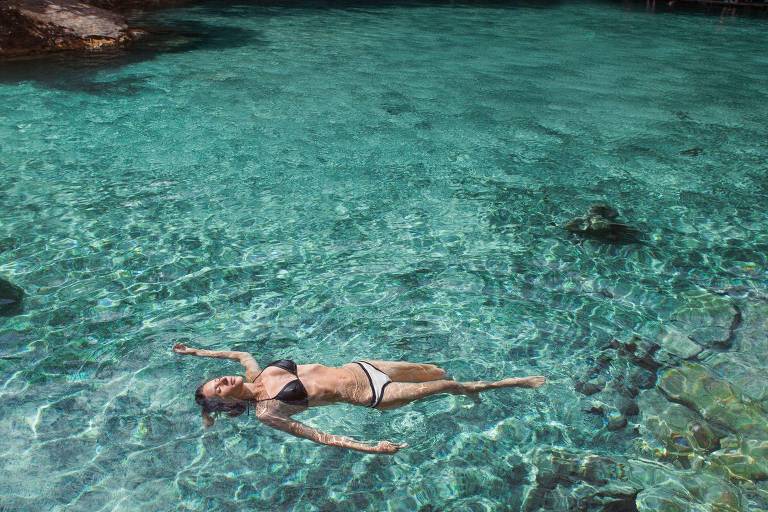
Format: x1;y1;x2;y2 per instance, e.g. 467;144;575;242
238;380;266;401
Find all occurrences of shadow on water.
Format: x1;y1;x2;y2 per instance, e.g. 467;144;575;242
0;18;263;93
613;0;768;18
1;0;763;92
0;0;565;92
221;0;564;8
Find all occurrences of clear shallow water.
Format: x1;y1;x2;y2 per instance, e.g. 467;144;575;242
1;1;767;510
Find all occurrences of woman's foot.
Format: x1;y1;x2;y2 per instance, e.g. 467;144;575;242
460;376;546;393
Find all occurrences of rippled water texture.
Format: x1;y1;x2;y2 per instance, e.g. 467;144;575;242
1;1;767;510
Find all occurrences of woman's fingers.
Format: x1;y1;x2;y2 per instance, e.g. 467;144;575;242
173;342;191;354
376;441;408;454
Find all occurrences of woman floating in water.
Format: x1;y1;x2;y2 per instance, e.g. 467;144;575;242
173;343;546;454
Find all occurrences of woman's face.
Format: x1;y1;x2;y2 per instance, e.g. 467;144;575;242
202;375;244;399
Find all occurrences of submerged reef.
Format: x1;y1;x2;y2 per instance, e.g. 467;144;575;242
0;277;23;316
566;290;768;511
524;446;745;512
565;204;642;244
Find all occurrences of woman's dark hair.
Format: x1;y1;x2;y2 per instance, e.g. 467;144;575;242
195;383;249;418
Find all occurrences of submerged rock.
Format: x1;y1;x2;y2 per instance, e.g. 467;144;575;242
524;447;745;512
524;447;640;512
710;437;768;481
638;389;721;460
658;362;768;441
706;353;768;408
631;459;743;512
584;400;629;431
656;326;704;361
0;278;24;316
564;203;642;244
680;147;703;157
644;354;768;485
611;336;663;371
574;335;663;431
606;410;628;431
628;367;656;391
575;377;605;396
668;290;740;348
588;204;619;220
0;0;143;57
0;238;17;253
731;301;768;356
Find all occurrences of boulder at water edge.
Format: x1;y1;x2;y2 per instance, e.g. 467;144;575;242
0;0;143;57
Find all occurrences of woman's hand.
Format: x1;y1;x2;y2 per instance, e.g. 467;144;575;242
172;343;197;355
518;376;546;388
374;441;408;454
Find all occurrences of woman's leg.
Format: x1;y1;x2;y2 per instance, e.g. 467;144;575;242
363;360;448;383
376;376;545;410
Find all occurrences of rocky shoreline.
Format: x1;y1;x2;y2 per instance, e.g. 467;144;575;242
0;0;185;58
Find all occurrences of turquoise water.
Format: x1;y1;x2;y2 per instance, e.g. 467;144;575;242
1;1;767;510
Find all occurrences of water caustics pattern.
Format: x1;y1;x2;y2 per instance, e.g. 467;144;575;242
0;1;767;510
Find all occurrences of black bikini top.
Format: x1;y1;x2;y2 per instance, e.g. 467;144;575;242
259;359;308;407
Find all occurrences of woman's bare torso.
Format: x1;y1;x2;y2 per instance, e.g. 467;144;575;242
257;363;371;408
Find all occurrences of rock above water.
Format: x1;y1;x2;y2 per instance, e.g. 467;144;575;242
0;0;143;57
0;278;24;317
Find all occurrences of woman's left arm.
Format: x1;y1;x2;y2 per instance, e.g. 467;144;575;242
258;412;407;454
173;343;261;380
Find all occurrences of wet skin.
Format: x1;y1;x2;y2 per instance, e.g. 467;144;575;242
175;343;546;454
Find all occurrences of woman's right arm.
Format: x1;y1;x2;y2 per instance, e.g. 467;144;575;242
173;343;261;381
259;413;406;454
